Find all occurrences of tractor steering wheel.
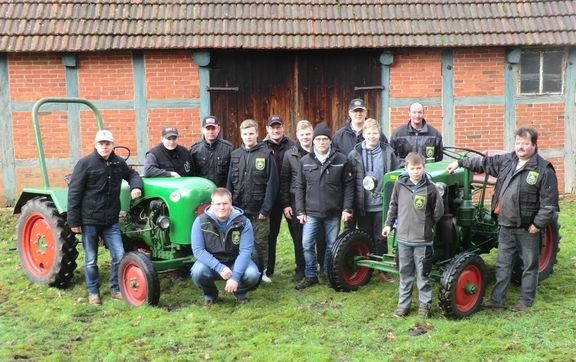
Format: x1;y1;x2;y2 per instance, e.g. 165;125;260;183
443;146;485;160
113;146;131;162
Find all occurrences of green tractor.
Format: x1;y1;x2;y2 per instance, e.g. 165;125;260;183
13;97;216;306
327;147;560;319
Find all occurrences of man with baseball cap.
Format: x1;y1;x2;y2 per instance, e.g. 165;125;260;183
190;115;233;187
144;126;194;177
68;129;143;305
262;115;294;283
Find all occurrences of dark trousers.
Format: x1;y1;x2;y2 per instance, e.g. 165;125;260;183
357;211;388;255
266;203;283;275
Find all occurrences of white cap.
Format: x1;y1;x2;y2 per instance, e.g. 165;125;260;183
95;130;114;143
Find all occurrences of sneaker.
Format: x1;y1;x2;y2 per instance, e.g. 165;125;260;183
378;272;394;283
512;302;529;312
111;291;123;300
293;270;305;283
482;300;506;311
394;306;410;318
261;269;272;283
88;294;102;306
295;276;319;290
418;303;432;318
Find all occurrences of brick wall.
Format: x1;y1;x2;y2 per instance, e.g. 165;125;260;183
389;50;443;98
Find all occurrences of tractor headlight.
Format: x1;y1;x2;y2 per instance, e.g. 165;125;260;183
435;182;446;197
156;215;171;230
362;176;377;191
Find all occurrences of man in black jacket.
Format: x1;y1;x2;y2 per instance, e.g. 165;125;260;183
67;130;143;305
295;122;354;290
190;116;233;187
144;126;194;177
447;126;559;312
227;119;279;279
390;102;443;164
262;115;294;282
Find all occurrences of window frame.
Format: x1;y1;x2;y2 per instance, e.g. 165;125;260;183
519;49;566;96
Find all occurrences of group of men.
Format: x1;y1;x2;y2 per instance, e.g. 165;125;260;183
67;97;558;315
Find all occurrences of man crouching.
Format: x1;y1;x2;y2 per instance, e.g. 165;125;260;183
190;188;261;306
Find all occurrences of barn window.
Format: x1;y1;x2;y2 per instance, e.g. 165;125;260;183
520;50;565;95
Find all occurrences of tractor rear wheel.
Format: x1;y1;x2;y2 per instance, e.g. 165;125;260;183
439;252;487;319
119;252;160;306
327;230;374;291
512;217;560;285
16;197;78;288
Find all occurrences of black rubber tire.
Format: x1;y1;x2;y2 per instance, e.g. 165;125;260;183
119;251;160;306
327;229;374;292
16;197;78;288
439;252;487;319
511;216;560;285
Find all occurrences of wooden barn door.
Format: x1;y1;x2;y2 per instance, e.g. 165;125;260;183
210;50;381;144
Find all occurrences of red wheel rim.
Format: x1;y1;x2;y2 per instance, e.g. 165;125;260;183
454;265;482;313
21;213;56;276
539;226;553;273
121;262;148;306
342;239;370;286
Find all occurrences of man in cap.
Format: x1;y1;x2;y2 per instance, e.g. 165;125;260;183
262;115;294;282
190;115;234;187
67;130;143;305
332;98;389;156
295;122;354;290
144;126;194;177
390;102;443;164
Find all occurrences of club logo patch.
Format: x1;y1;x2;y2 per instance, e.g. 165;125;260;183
184;161;191;173
425;146;435;158
526;171;539;185
255;158;266;171
231;230;241;245
414;195;426;209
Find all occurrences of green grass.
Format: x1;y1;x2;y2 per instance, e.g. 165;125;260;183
1;200;575;361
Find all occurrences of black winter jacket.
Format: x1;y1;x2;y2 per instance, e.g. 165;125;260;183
280;143;309;208
460;151;559;228
390;120;443;163
190;137;233;187
227;142;279;217
333;119;389;156
348;142;400;216
144;144;193;177
295;148;354;218
67;150;143;227
263;135;294;174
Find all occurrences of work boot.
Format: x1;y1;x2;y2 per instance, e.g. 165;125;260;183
482;300;506;311
378;271;394;283
512;302;529;312
295;276;319;290
418;303;432;318
88;294;102;306
111;291;123;300
394;306;410;318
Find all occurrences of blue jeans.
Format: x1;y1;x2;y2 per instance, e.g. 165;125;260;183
190;260;261;301
302;216;340;277
82;224;125;295
489;226;540;307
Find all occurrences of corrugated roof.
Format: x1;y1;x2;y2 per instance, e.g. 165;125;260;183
1;0;575;52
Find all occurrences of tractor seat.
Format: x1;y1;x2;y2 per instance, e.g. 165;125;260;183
471;150;507;186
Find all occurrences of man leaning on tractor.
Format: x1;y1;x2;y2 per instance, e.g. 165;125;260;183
447;126;559;312
67;130;143;306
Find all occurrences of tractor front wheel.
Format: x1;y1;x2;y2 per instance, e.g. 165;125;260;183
512;217;560;285
16;197;78;288
119;252;160;306
327;230;374;291
439;252;487;319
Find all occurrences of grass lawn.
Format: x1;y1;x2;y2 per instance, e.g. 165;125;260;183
1;199;575;361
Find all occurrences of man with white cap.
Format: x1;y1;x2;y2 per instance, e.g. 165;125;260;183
67;129;143;305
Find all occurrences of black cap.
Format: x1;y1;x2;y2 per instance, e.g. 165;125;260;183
267;115;284;126
348;98;367;111
313;122;332;140
162;126;179;138
202;116;220;127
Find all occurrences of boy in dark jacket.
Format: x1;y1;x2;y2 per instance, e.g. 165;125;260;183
383;152;443;317
295;122;354;290
144;126;194;177
348;118;399;282
67;130;143;305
